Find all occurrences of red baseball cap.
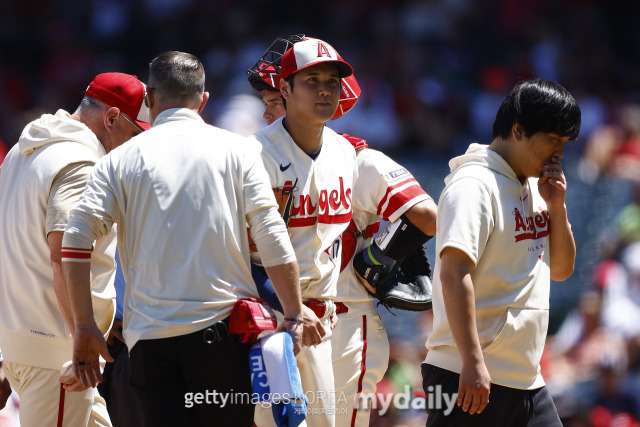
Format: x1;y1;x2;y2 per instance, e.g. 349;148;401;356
85;73;151;130
280;38;353;80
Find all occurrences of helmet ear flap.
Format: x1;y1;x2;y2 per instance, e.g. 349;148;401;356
332;74;361;120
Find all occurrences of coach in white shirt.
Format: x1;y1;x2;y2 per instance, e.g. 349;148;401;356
62;51;304;427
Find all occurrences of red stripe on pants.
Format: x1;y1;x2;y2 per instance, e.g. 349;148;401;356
57;383;66;427
351;315;367;427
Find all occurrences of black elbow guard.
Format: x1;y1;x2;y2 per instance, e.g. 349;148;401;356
353;214;433;291
375;214;432;261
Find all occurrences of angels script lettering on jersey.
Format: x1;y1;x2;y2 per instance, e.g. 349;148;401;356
514;207;549;242
285;176;352;227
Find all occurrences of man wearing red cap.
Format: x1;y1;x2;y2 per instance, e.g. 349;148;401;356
248;36;439;427
247;35;361;126
247;38;358;427
0;72;150;427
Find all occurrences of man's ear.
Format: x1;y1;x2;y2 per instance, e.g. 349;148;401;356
280;81;291;100
197;91;209;114
512;121;525;141
104;107;120;130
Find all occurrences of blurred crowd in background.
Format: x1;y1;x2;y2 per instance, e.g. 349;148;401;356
2;0;640;426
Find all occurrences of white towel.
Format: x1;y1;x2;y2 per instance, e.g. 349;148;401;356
250;332;307;427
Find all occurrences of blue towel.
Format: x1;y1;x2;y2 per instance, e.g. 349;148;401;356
250;332;307;427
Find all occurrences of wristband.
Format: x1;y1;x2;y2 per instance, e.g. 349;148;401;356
284;317;304;323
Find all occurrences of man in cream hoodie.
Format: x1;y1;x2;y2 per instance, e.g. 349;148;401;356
0;72;150;427
423;78;581;426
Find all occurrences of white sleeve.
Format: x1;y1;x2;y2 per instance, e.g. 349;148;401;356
247;208;296;267
437;176;494;265
354;149;430;222
46;161;95;234
62;155;120;259
242;149;296;267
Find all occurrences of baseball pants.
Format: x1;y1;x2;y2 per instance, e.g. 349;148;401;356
332;301;389;427
422;364;562;426
255;314;336;427
3;360;111;427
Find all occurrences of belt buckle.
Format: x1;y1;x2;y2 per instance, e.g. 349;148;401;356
202;321;232;344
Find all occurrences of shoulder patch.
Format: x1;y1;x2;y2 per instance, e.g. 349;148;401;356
384;168;409;180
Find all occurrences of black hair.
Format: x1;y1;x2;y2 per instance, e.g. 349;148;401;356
283;74;295;91
492;78;581;141
279;75;297;111
148;51;205;105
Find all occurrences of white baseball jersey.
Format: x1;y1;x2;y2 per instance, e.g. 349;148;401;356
336;147;430;302
249;117;357;300
331;145;430;427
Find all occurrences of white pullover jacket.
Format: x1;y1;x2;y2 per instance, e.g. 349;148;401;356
0;110;116;370
425;143;553;389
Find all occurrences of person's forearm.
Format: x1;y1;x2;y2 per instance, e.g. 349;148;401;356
264;261;303;320
441;273;484;365
53;260;76;334
62;261;96;327
548;205;575;281
49;231;76;334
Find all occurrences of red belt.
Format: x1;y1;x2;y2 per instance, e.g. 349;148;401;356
304;299;349;317
304;299;328;318
335;302;349;314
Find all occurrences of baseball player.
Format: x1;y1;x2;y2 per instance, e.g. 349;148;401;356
247;36;438;427
247;38;358;427
248;35;360;128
